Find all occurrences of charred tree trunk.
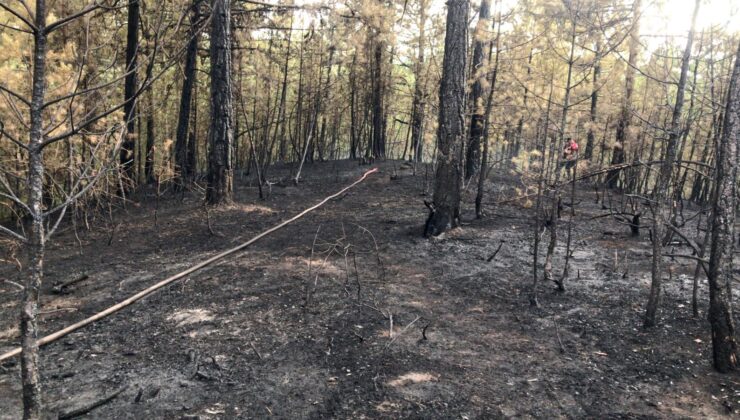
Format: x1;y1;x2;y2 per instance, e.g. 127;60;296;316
21;2;48;418
644;0;699;327
706;41;740;373
187;63;199;178
174;0;201;189
476;10;501;218
121;0;140;188
424;0;468;237
349;52;361;160
410;0;427;162
606;0;640;189
276;18;292;163
371;40;386;159
545;9;577;292
514;49;533;158
584;41;600;160
206;0;234;205
464;0;491;180
144;88;155;184
531;78;555;307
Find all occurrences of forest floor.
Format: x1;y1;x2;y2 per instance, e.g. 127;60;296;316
0;159;739;419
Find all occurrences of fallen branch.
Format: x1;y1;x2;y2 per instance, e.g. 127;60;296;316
486;241;504;262
554;320;566;354
52;274;89;294
57;386;126;419
0;168;379;363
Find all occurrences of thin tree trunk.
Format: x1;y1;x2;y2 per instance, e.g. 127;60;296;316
545;11;577;292
606;0;640;189
532;78;555;307
121;0;140;188
584;40;600;160
644;0;699;327
514;49;533;158
410;0;427;163
476;8;501;218
21;1;48;418
175;0;201;189
464;0;491;180
277;17;292;163
349;52;358;160
144;86;155;184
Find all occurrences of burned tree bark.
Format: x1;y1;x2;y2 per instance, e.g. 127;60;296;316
206;0;234;205
371;40;386;159
644;0;699;327
584;40;600;160
544;6;577;293
606;0;640;189
121;0;140;187
20;3;49;418
476;9;501;219
424;0;468;237
410;0;427;163
706;41;740;373
276;18;292;163
174;0;201;189
464;0;491;180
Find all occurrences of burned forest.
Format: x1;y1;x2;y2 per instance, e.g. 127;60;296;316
2;0;740;418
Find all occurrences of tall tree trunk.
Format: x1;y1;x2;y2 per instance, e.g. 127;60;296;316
410;0;427;163
424;0;468;237
514;49;533;158
531;77;555;307
276;17;292;163
145;87;155;184
464;0;491;180
21;2;48;418
706;41;740;373
674;32;704;202
206;0;234;204
371;39;386;159
175;0;201;189
584;40;600;160
644;0;699;327
349;52;358;160
121;0;140;188
187;61;199;178
475;8;500;218
606;0;640;189
544;12;577;292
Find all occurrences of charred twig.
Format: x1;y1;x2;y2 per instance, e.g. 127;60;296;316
554;320;566;353
486;241;504;262
106;222;120;246
204;203;224;237
249;340;262;360
58;386;126;419
52;274;90;294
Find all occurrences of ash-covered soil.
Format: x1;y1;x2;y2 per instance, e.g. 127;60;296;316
1;160;738;419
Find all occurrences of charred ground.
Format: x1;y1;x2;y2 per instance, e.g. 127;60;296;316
0;160;738;418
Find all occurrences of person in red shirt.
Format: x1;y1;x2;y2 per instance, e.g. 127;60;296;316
561;137;579;177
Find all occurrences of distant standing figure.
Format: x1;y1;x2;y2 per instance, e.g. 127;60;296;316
561;137;579;177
